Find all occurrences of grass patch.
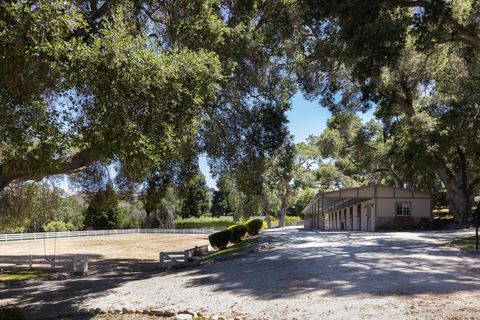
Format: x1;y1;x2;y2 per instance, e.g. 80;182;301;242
0;269;53;283
174;216;235;229
198;237;260;263
175;215;302;229
450;236;479;250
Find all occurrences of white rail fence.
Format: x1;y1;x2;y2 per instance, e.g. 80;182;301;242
159;245;209;268
0;220;304;243
0;228;223;242
1;255;89;274
269;220;305;228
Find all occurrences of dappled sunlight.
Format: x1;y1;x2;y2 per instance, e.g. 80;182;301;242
1;228;478;319
181;228;480;300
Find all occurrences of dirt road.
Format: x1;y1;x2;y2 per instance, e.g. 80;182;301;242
1;228;479;319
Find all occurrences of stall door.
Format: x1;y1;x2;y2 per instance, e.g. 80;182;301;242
356;204;361;230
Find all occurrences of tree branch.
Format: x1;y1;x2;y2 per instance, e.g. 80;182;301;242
88;0;117;23
0;150;94;190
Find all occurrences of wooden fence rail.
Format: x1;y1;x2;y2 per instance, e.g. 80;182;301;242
159;245;209;267
0;255;89;274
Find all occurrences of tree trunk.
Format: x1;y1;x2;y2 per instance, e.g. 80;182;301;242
261;197;272;228
385;85;473;227
165;209;175;229
277;182;292;228
384;163;404;188
277;208;285;227
436;164;471;227
0;150;93;192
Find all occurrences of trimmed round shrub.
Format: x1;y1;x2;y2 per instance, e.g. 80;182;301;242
245;218;263;236
208;229;233;250
227;224;248;244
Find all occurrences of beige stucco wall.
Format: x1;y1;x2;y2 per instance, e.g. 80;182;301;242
359;186;375;198
376;198;431;219
377;186;394;197
304;186;432;231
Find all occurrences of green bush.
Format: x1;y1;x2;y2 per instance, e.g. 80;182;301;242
285;216;302;221
227;224;248;244
43;220;75;232
245;218;263;236
208;229;233;250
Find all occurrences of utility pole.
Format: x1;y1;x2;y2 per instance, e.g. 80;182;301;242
474;197;480;250
475;207;479;250
476;204;479;250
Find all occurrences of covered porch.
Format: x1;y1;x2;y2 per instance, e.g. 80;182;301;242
303;187;377;231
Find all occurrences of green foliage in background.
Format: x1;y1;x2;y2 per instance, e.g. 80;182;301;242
0;183;63;232
174;216;234;229
43;220;75;232
84;184;120;230
179;170;210;218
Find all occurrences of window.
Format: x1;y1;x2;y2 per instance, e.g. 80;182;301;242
396;203;411;216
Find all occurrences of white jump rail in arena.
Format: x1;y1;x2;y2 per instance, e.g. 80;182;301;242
0;228;224;242
1;255;90;274
159;244;209;267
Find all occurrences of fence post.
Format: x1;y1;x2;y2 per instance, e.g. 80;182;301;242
29;255;33;269
160;252;165;267
82;256;89;274
73;255;77;273
51;259;55;270
184;250;189;263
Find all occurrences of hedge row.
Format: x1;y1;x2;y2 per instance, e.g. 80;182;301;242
208;218;263;250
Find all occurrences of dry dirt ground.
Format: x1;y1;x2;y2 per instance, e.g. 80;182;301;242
1;228;480;320
0;234;208;272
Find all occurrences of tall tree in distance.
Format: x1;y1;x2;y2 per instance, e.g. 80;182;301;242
210;174;237;217
179;169;210;219
84;183;120;230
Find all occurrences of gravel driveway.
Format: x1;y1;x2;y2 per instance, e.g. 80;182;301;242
1;228;479;319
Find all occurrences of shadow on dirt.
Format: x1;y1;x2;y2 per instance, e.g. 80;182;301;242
0;254;163;319
1;228;479;319
182;228;480;299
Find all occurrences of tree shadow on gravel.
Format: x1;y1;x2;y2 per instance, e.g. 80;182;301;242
0;255;165;320
182;228;480;300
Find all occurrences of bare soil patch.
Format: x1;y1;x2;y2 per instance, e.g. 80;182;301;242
2;228;479;319
0;234;208;272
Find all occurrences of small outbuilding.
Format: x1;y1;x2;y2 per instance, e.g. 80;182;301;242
302;185;432;231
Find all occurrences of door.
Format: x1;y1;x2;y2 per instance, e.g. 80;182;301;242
350;207;353;230
367;204;372;231
357;204;361;230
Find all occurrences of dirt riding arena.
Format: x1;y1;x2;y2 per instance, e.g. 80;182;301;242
0;234;208;272
1;228;480;319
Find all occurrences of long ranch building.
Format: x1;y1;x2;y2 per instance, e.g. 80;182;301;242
303;185;432;231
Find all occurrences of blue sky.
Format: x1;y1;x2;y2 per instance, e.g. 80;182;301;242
201;92;376;188
200;93;333;188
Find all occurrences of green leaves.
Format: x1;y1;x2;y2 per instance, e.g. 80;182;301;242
0;1;226;189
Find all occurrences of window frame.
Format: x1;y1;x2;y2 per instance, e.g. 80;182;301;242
395;202;411;216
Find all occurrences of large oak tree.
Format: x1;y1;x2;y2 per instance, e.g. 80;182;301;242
297;0;480;225
0;0;297;194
